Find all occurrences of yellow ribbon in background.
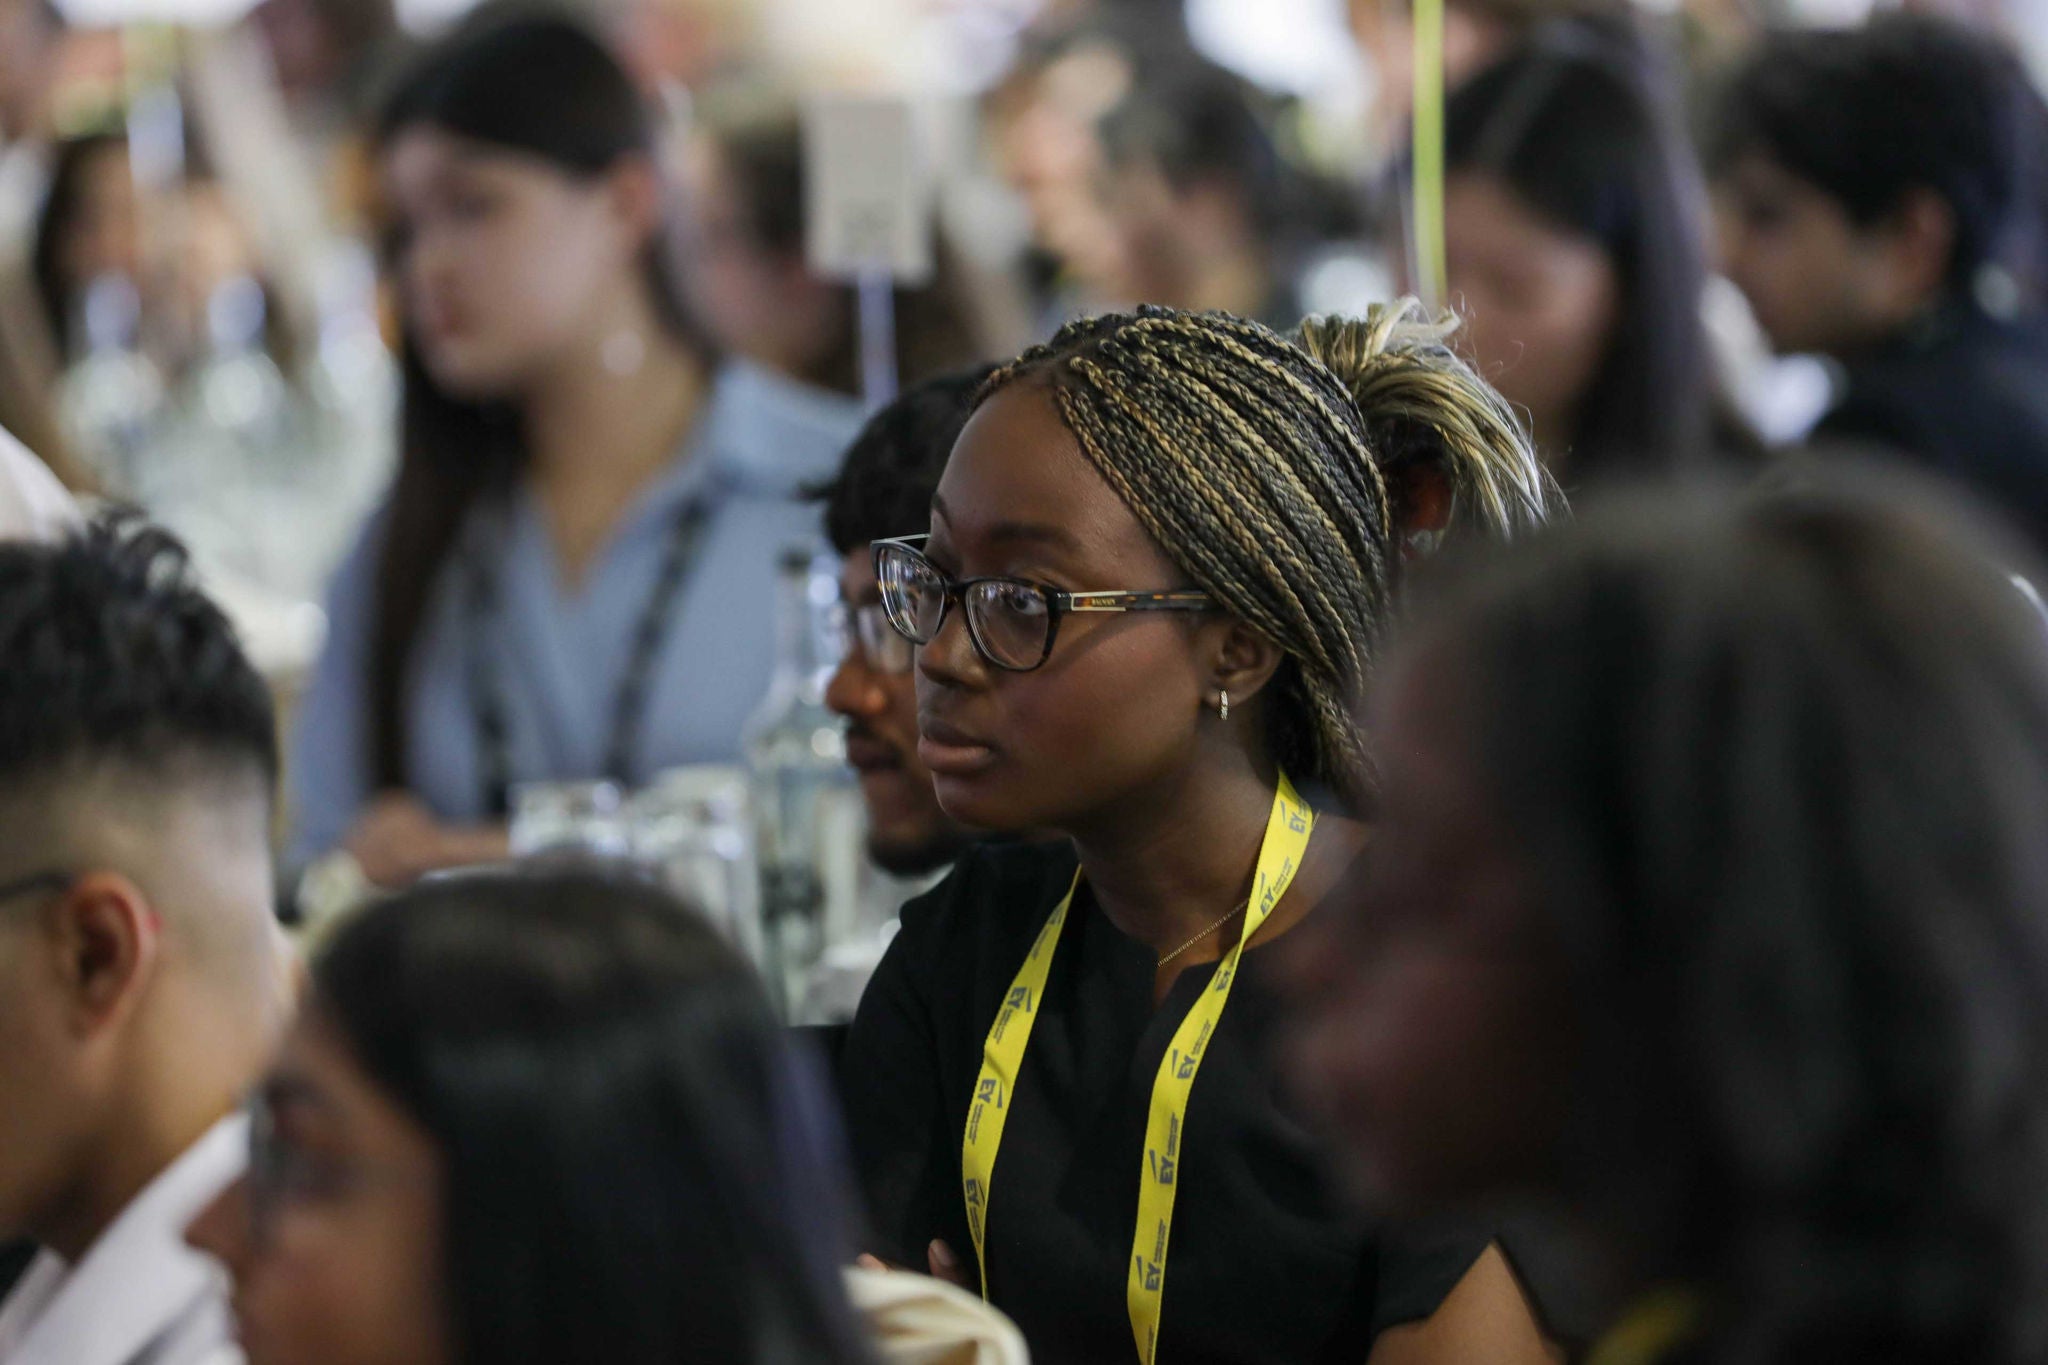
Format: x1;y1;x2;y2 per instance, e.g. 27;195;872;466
961;775;1317;1365
1412;0;1450;309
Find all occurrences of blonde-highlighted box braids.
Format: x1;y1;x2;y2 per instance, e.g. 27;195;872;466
975;302;1560;811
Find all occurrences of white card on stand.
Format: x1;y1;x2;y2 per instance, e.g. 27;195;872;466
802;93;933;285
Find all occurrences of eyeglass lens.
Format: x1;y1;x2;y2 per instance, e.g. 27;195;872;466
966;579;1052;669
876;544;1054;671
853;604;915;674
243;1091;355;1241
245;1092;283;1242
877;544;945;643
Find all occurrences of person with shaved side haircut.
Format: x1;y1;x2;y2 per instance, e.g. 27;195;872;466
0;516;288;1365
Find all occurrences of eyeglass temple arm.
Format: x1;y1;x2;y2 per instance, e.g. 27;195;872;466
1061;592;1214;612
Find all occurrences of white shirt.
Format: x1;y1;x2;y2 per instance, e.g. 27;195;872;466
0;424;75;543
845;1265;1029;1365
0;1116;246;1365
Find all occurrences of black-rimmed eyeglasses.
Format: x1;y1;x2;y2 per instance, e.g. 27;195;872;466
872;534;1213;673
833;601;917;676
244;1084;427;1250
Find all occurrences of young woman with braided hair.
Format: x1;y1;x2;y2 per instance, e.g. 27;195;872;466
840;303;1559;1364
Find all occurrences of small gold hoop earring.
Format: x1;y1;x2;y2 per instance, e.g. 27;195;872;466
1218;689;1230;722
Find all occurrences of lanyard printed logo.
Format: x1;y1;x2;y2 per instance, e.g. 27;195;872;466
960;775;1315;1365
1147;1113;1181;1187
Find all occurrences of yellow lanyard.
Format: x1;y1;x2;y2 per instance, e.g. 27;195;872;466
960;774;1316;1365
1584;1287;1709;1365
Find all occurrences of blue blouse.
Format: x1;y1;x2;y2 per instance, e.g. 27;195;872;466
286;360;863;870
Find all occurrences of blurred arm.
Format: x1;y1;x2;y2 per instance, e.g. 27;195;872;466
1367;1244;1563;1365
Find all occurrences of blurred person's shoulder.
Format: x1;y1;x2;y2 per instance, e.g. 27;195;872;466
703;358;866;496
1823;308;2048;468
0;1116;246;1365
0;426;78;543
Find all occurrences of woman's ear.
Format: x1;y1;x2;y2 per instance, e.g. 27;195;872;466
1208;618;1286;711
1391;459;1454;560
604;154;663;256
1876;187;1956;321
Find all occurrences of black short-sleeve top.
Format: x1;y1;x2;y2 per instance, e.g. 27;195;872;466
839;840;1490;1365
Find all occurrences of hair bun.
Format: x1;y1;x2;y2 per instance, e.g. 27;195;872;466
1296;299;1562;544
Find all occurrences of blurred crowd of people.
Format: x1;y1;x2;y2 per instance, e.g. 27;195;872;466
5;0;2048;1363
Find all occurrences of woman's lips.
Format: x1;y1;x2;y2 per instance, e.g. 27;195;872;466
917;716;999;776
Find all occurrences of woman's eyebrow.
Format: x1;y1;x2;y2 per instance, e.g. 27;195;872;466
985;521;1083;552
930;494;1082;553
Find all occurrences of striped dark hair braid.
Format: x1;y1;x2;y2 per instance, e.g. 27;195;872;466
981;305;1394;807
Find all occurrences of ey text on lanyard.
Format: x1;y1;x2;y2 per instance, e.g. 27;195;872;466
960;773;1316;1365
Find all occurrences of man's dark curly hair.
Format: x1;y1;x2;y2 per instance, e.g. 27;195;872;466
815;366;998;556
1709;13;2044;291
0;514;276;787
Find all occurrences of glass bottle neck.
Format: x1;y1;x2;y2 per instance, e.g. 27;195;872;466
771;551;837;693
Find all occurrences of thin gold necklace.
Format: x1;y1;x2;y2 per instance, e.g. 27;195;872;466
1155;899;1250;967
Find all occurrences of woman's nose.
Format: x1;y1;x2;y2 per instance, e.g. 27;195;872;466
915;597;988;690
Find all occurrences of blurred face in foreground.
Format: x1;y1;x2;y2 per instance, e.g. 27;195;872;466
187;1007;452;1365
1279;648;1575;1211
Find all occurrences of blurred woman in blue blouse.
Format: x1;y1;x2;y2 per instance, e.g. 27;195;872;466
287;11;861;886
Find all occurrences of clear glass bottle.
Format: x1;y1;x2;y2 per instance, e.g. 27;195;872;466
631;765;761;967
57;274;163;492
743;546;861;1016
189;275;293;453
165;274;307;594
304;245;397;501
297;244;398;601
306;244;397;428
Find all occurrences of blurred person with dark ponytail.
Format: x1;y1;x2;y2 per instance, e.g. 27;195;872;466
0;0;94;495
188;866;878;1365
1285;469;2048;1365
1438;36;1753;483
1711;14;2048;552
839;302;1558;1364
286;12;861;888
31;134;142;368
